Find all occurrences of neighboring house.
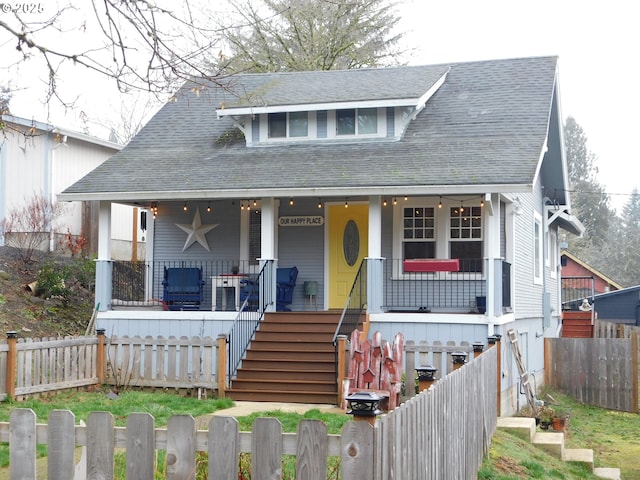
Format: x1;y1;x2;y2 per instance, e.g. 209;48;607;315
59;56;584;414
0;115;144;260
592;286;640;326
561;251;622;295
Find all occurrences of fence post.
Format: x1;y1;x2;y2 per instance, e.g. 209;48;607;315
6;331;17;400
488;334;502;416
217;334;227;397
632;332;638;413
96;328;106;383
337;335;348;408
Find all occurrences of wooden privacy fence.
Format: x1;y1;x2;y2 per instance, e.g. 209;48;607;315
0;345;498;480
0;332;226;401
544;335;639;413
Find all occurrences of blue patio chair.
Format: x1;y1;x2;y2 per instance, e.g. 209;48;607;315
162;267;205;311
239;266;299;312
276;266;298;311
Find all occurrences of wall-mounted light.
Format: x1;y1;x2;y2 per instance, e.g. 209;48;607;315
151;202;158;219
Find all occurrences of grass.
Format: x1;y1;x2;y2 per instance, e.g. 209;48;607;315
1;387;638;479
480;389;640;479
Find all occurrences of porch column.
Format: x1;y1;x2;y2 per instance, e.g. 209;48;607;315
367;196;384;314
485;193;501;318
260;197;277;312
95;201;112;312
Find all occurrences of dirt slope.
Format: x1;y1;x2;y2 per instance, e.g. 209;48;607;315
0;246;94;339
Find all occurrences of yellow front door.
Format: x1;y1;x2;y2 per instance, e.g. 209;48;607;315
328;204;368;309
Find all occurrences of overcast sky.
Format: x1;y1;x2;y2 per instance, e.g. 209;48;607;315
399;0;639;212
5;0;638;213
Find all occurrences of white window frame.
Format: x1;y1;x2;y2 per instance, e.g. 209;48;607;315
548;227;558;279
327;107;385;139
392;197;485;279
260;112;316;143
533;213;543;285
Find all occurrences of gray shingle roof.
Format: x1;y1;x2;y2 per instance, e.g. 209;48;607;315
61;56;559;201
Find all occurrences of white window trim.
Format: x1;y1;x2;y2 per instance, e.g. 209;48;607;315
327;107;386;139
548;227;558;279
533;212;543;285
391;197;485;279
259;112;317;143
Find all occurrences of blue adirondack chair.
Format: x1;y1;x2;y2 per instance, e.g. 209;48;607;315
162;267;205;311
240;266;299;311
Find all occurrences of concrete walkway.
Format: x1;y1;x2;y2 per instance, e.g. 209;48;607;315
196;402;346;429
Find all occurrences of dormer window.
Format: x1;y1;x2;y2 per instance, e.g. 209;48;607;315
268;112;308;138
336;108;378;135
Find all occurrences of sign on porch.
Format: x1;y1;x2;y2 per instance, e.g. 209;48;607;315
278;215;324;226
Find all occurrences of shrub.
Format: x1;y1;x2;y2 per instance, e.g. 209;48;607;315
36;260;70;300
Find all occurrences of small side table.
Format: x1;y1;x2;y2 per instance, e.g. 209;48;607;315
304;281;318;310
211;275;244;311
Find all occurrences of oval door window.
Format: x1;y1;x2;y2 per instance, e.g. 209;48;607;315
343;220;360;266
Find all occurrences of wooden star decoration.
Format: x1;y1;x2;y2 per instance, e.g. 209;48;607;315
175;208;218;252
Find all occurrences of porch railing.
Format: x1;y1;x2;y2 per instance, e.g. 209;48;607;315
111;260;259;310
333;260;367;344
382;258;487;312
226;260;274;381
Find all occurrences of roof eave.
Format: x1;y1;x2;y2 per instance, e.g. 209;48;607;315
58;183;533;203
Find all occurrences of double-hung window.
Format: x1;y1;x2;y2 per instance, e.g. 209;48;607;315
449;205;483;272
336;108;378;135
268;112;308;138
403;206;436;260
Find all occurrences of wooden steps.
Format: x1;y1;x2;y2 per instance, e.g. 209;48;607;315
226;312;342;404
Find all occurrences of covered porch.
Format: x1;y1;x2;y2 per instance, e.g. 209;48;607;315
93;192;513;323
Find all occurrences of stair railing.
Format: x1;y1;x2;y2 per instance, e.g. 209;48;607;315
332;259;367;344
226;260;274;382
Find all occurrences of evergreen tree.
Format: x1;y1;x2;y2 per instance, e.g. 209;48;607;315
217;0;405;73
616;188;640;286
564;116;613;251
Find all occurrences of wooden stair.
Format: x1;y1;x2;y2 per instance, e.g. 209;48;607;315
226;312;341;404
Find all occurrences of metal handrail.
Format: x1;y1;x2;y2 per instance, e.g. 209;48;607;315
332;259;367;344
226;260;274;381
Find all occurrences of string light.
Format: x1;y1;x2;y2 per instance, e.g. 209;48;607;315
207;202;212;213
383;198;387;207
438;196;442;209
393;197;397;205
289;197;294;206
344;198;349;208
183;202;188;212
404;195;408;201
253;199;257;207
317;199;323;209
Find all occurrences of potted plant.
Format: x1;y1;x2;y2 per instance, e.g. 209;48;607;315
538;405;554;430
551;406;570;432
